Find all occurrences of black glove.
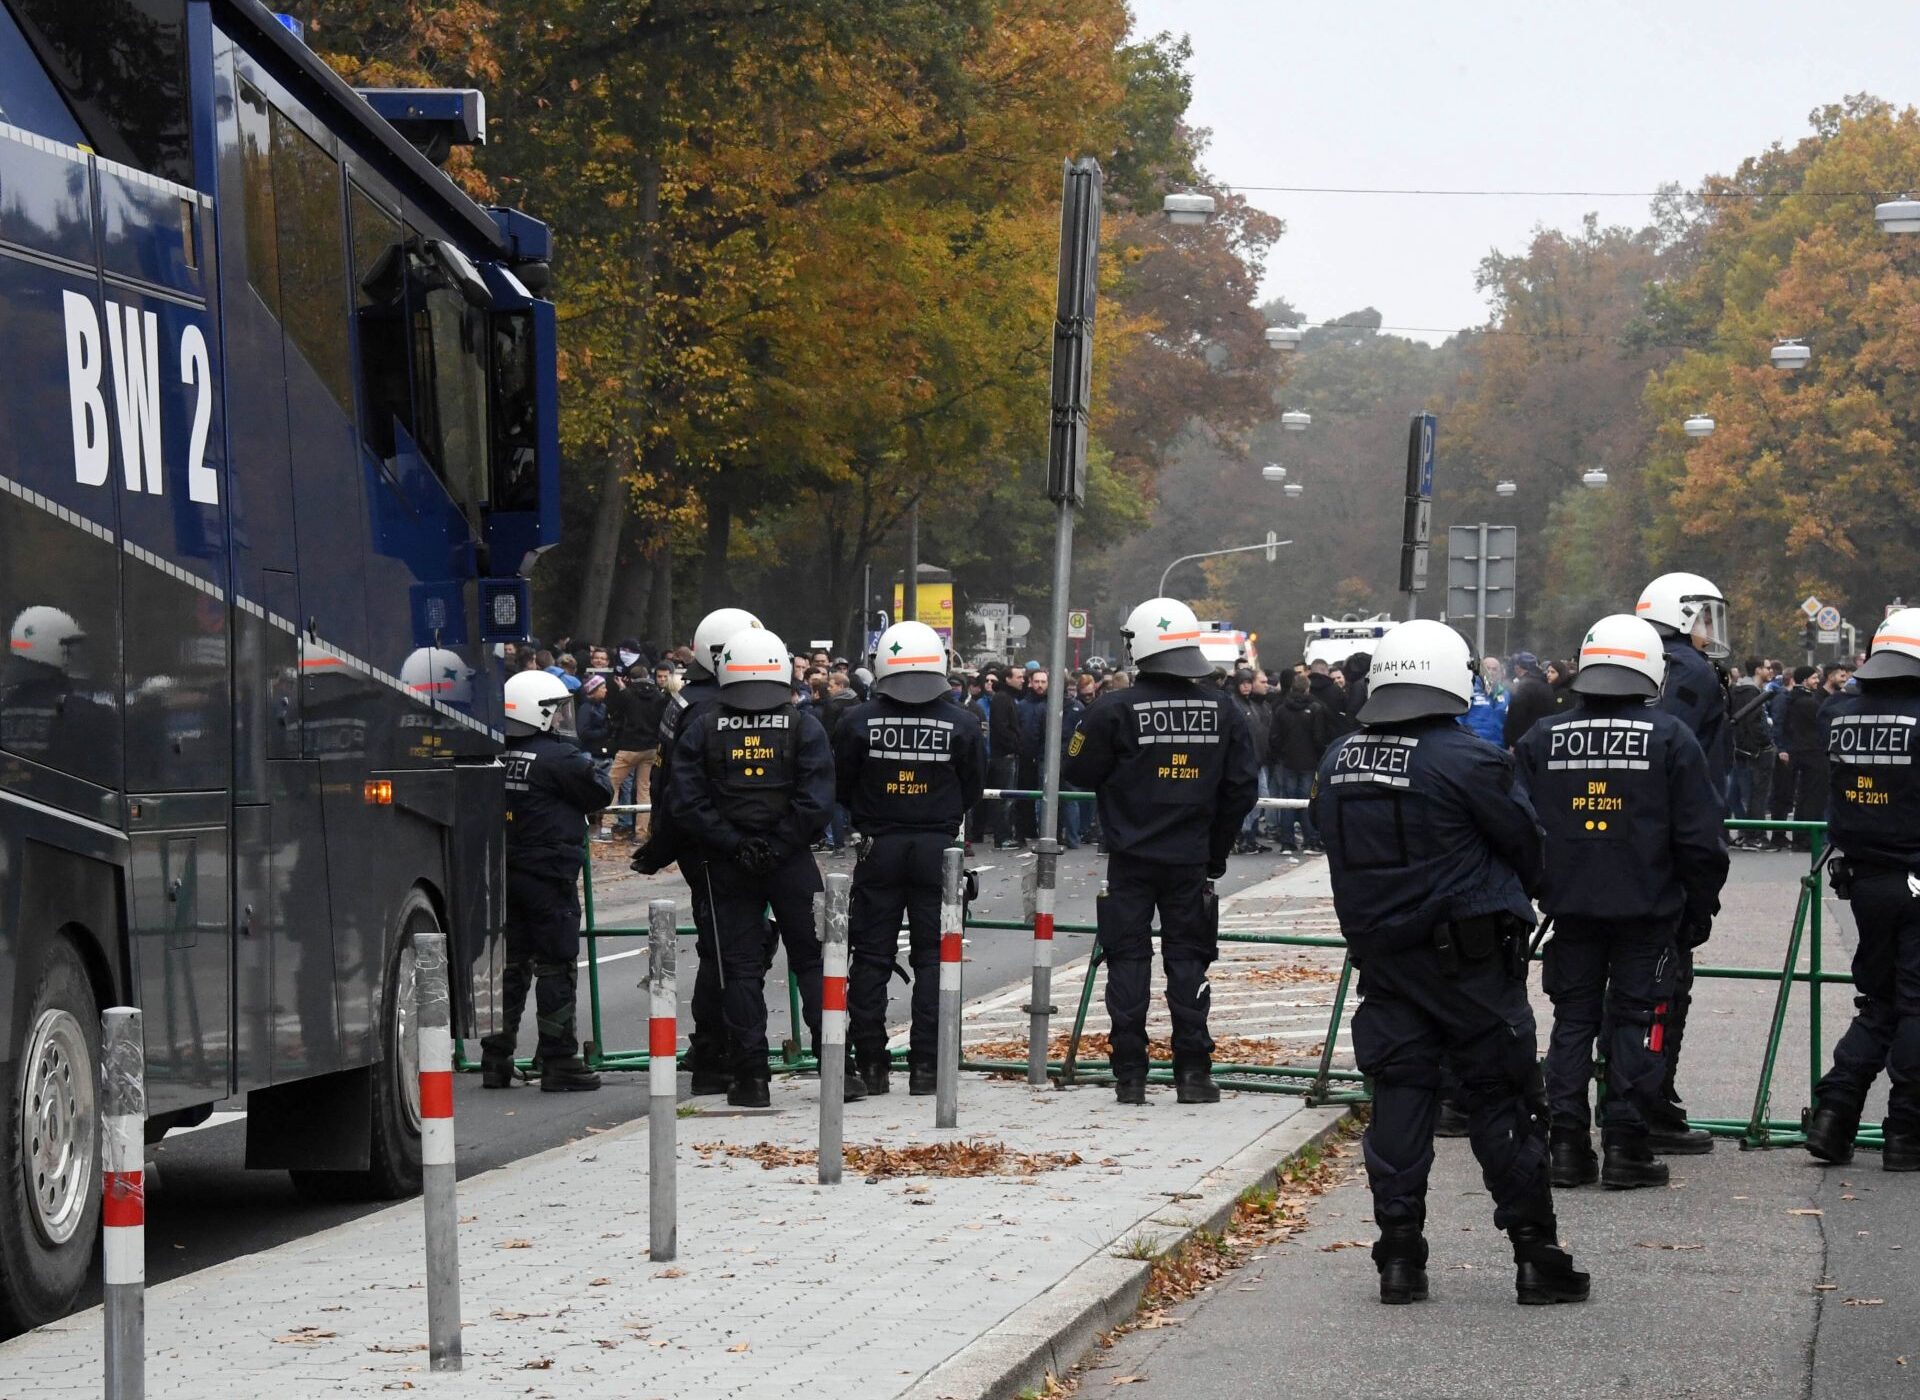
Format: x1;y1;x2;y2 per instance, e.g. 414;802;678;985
735;836;777;875
631;841;670;875
1680;913;1713;949
1207;855;1228;880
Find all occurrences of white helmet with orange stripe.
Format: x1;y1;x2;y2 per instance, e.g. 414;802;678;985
1121;597;1210;678
8;606;84;671
503;668;572;734
870;620;950;703
715;626;795;711
1570;614;1667;699
1636;572;1729;659
1855;607;1920;682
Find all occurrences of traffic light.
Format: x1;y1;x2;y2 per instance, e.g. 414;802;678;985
1804;617;1817;662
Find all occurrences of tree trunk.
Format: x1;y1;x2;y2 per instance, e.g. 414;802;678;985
699;488;731;615
646;536;675;648
606;514;653;647
572;436;629;643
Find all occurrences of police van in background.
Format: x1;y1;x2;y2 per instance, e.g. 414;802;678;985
1304;613;1398;670
0;0;561;1329
1195;621;1258;675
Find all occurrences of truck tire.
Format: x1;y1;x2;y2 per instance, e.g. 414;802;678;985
290;892;434;1201
0;938;100;1333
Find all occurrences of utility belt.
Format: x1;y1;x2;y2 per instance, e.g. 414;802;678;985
1829;855;1917;900
1431;911;1531;979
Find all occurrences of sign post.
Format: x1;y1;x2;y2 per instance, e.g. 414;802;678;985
1398;412;1436;618
1444;524;1517;660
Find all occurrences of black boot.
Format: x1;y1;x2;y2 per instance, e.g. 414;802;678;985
1548;1129;1598;1188
908;1062;937;1096
1643;1099;1713;1155
1509;1223;1590;1305
1114;1077;1147;1105
1373;1225;1429;1305
1175;1068;1220;1104
728;1076;771;1109
1803;1100;1860;1165
1601;1135;1670;1190
540;1055;602;1092
689;1064;733;1095
832;1063;869;1102
1883;1131;1920;1172
1434;1098;1471;1138
479;1046;517;1089
858;1055;892;1097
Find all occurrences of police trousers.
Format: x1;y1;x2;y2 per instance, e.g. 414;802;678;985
1351;944;1553;1233
849;831;949;1067
482;868;583;1064
678;854;741;1074
704;847;825;1081
1098;857;1216;1080
1816;871;1920;1134
1542;917;1679;1140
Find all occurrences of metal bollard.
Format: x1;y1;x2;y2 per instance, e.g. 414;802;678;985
1025;847;1055;1086
647;899;678;1262
936;846;965;1127
414;930;462;1372
817;874;852;1185
101;1007;144;1400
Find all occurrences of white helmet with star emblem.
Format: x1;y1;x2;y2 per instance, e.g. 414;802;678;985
401;647;475;707
8;606;84;671
1856;607;1920;682
1571;614;1667;699
1120;597;1210;678
716;626;794;712
691;607;762;679
870;620;950;703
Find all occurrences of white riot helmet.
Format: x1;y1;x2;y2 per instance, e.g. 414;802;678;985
715;626;794;712
1636;572;1729;659
1855;607;1920;682
401;647;475;706
1571;614;1667;699
503;668;572;735
1356;619;1473;724
9;606;84;671
1120;597;1210;679
870;620;950;703
691;607;762;679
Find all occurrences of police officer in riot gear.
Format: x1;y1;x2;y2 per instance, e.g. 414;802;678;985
838;621;986;1095
1310;620;1587;1307
1805;608;1920;1171
1063;597;1258;1105
634;606;762;1094
670;626;846;1108
480;669;614;1091
1636;570;1733;1153
1513;615;1728;1190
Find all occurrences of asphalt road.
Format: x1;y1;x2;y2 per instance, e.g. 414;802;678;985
86;834;1300;1308
1095;849;1919;1399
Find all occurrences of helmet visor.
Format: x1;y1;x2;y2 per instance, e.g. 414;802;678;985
548;694;577;738
1687;596;1730;660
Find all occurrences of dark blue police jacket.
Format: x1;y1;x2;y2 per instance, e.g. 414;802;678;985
1658;636;1730;796
1822;680;1920;870
1309;717;1539;956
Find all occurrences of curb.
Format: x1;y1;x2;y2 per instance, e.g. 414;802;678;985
899;1103;1353;1400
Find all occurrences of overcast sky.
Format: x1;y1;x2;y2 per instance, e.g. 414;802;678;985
1128;1;1920;341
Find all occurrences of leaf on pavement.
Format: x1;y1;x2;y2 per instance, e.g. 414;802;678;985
1320;1240;1369;1252
728;1341;751;1353
656;1267;686;1279
1633;1241;1705;1251
1111;1377;1148;1386
1787;1208;1823;1217
518;1357;554;1369
497;1238;533;1249
273;1326;337;1345
1843;1297;1886;1307
491;1308;549;1321
367;1342;426;1354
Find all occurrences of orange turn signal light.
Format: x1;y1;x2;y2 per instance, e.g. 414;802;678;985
364;779;394;806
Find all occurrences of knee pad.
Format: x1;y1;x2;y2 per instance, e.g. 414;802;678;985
1362;1131;1435;1206
1605;988;1659;1026
1367;1058;1445;1093
531;959;576;982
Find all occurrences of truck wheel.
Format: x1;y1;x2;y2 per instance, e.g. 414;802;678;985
290;892;434;1201
0;938;100;1333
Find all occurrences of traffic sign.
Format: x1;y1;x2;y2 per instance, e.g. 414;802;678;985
1008;614;1031;640
1264;529;1279;563
1800;595;1822;619
1815;605;1841;631
1066;610;1089;639
1818;629;1840;645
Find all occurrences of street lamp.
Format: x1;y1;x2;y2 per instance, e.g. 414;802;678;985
1261;464;1288;482
1162;190;1215;225
1683;413;1715;437
1281;409;1311;431
1495;479;1517;498
1283;481;1304;498
1876;193;1920;234
1581;467;1609;490
1265;325;1302;353
1771;338;1811;372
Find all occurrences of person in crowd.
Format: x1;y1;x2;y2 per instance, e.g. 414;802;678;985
1064;597;1258;1105
480;670;613;1092
1780;664;1827;851
1057;675;1090;849
1460;665;1508;745
1018;669;1051;841
1267;674;1331;852
989;664;1027;849
574;673;612;759
1804;609;1920;1172
1514;615;1727;1193
1342;651;1373;717
1544;658;1577;713
1311;620;1586;1308
1227;669;1272;854
1479;655;1507;702
839;621;986;1096
1502;652;1556;749
1728;657;1776;846
817;669;861;851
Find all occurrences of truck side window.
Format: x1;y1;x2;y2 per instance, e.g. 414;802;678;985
489;313;539;512
348;185;414;462
268;107;352;415
6;0;193;185
236;81;280;318
412;281;490;510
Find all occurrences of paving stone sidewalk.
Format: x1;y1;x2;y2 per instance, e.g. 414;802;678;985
0;868;1340;1400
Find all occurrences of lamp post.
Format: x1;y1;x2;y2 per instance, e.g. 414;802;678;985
1265;324;1302;352
1283;481;1304;498
1281;409;1311;431
1581;467;1609;490
1876;194;1920;234
1158;538;1292;597
1163;190;1216;225
1683;413;1715;437
1261;464;1287;483
1495;479;1517;498
1771;338;1810;372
